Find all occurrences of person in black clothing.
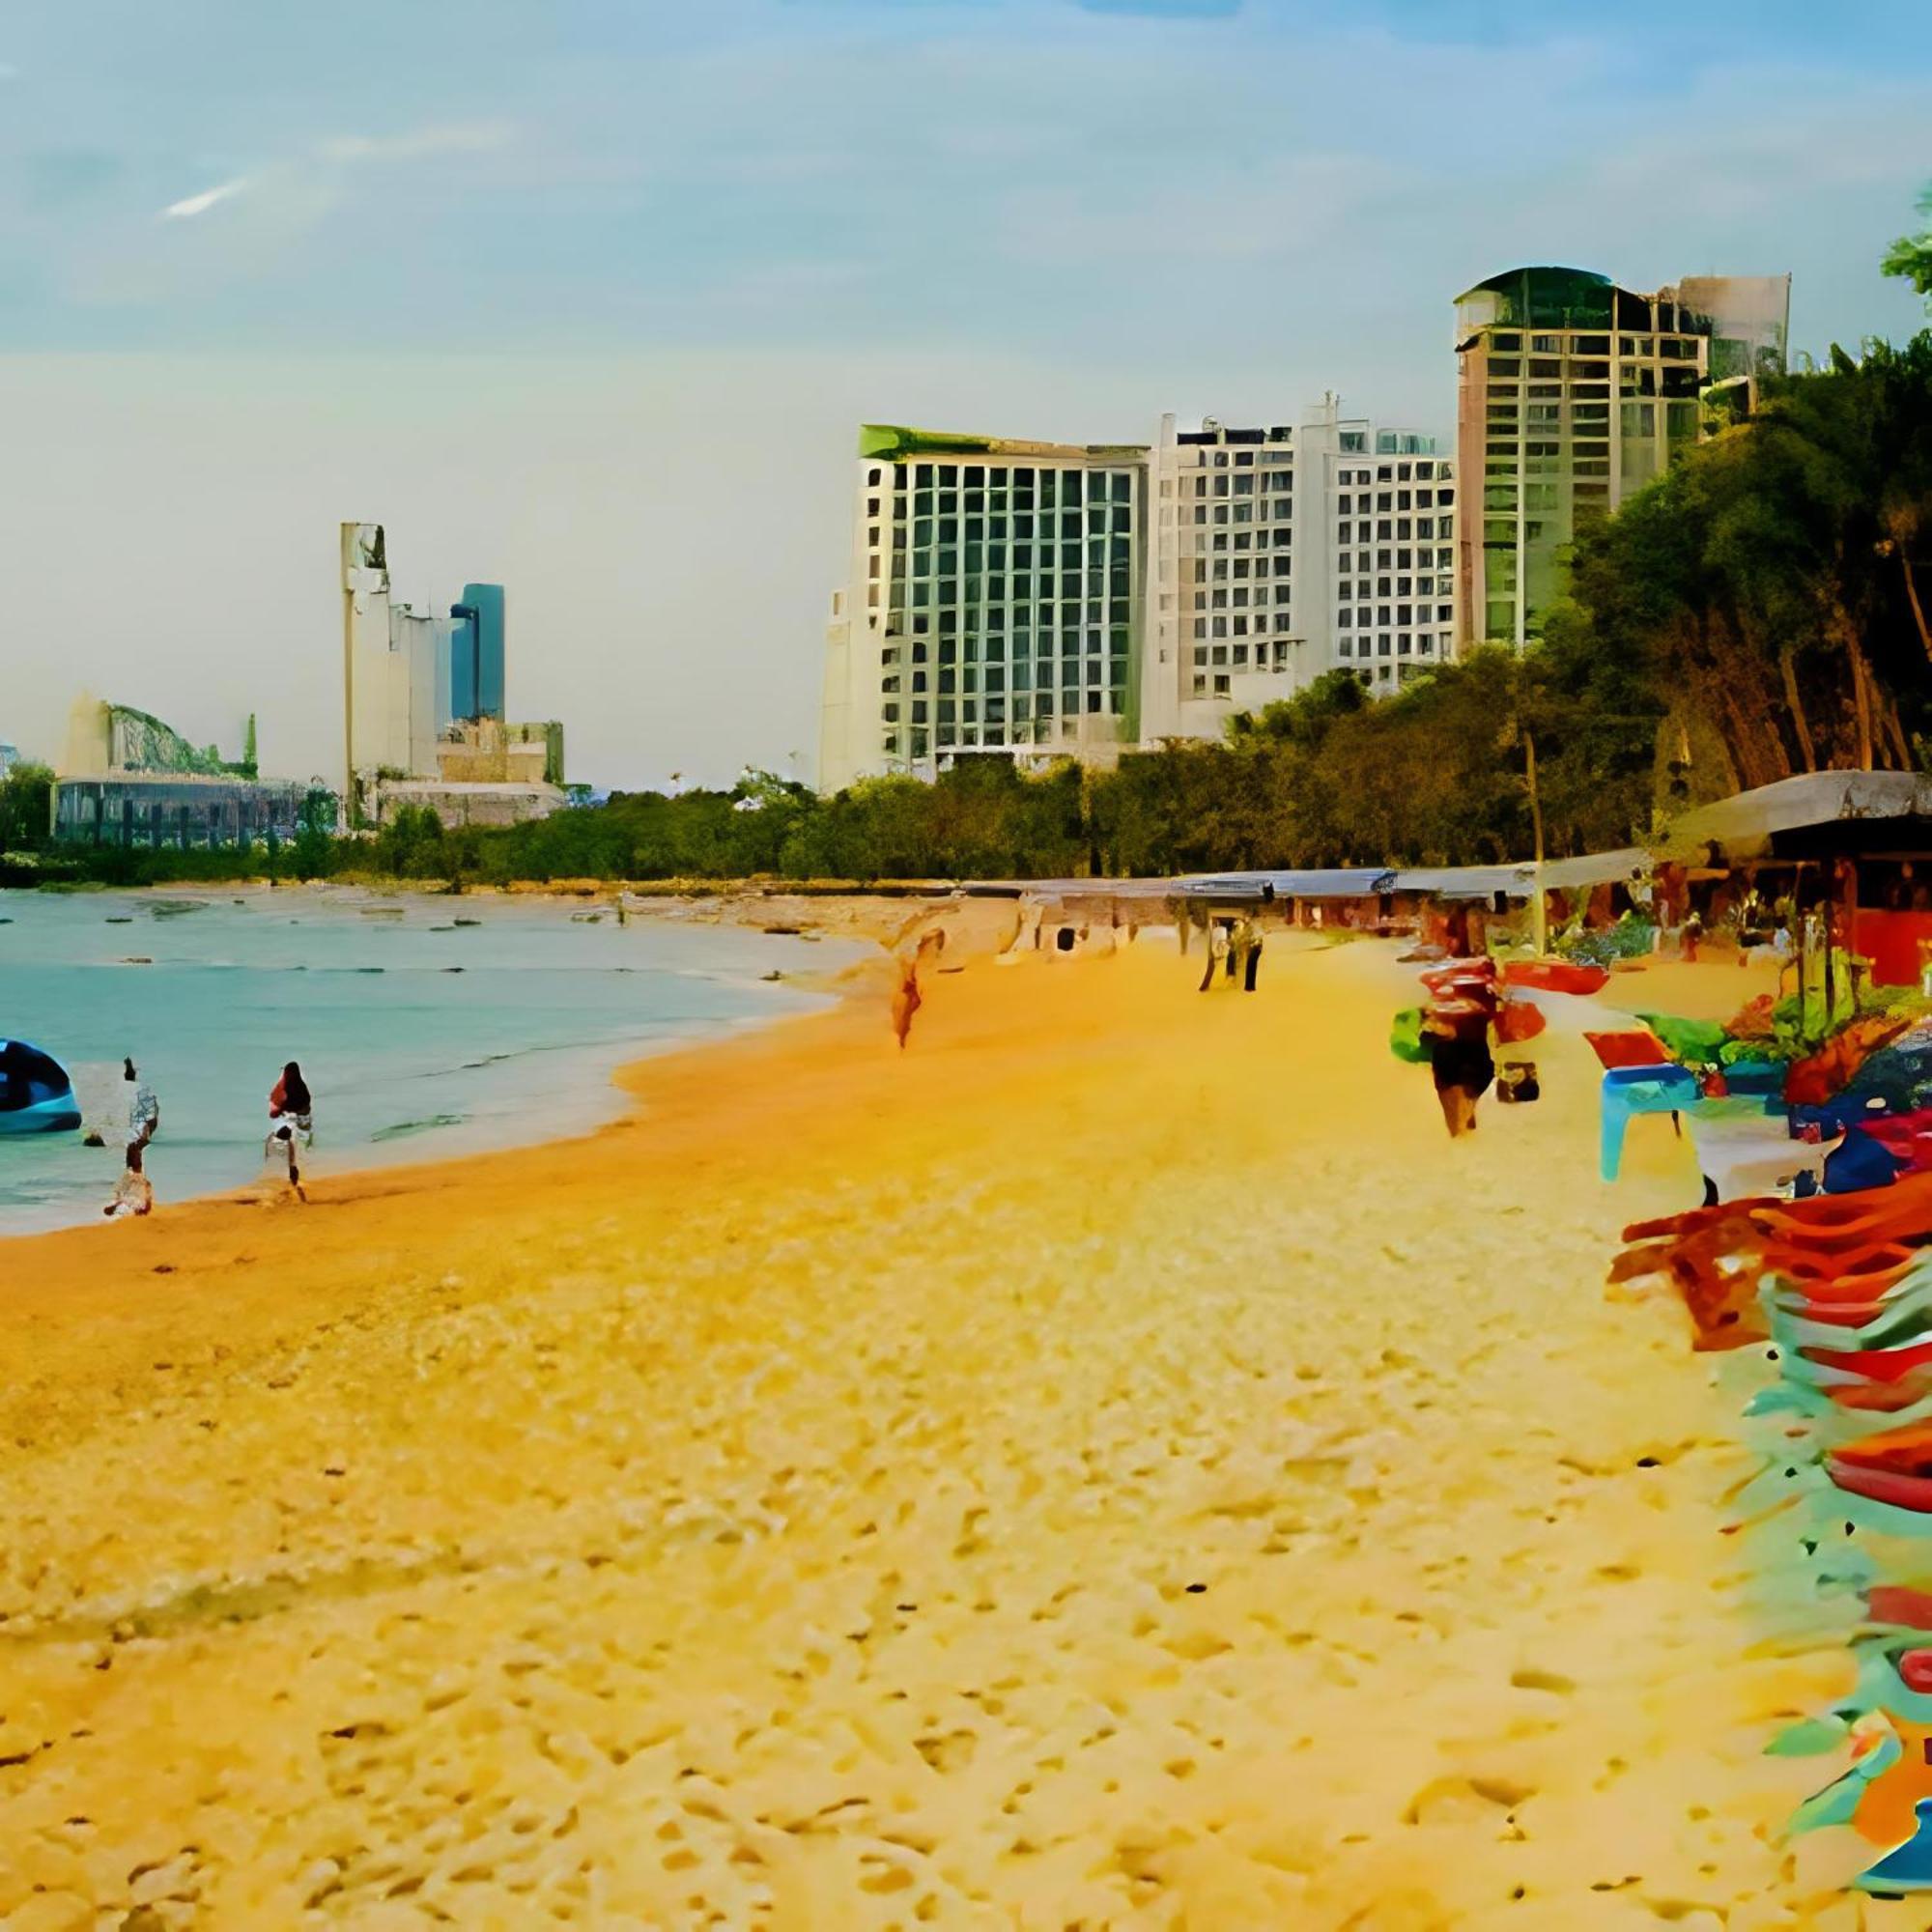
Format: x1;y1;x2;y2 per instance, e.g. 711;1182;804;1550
267;1061;314;1197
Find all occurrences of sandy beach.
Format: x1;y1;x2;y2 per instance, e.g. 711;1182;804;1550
0;925;1873;1927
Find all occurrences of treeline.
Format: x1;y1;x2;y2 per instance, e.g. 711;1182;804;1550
0;653;1654;889
6;321;1931;891
1544;332;1932;789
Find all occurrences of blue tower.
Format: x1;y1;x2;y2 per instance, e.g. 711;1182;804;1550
447;582;506;724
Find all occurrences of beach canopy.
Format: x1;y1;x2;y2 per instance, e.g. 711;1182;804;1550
1654;772;1932;864
1173;867;1393;902
1542;847;1653;892
1175;851;1647;903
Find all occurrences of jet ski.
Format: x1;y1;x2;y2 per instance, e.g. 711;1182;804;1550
0;1038;82;1135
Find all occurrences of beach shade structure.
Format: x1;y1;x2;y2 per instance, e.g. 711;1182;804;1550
1600;1063;1701;1181
0;1038;81;1135
1656;770;1932;866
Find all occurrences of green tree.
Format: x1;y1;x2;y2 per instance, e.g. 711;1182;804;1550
1884;185;1932;306
0;761;54;855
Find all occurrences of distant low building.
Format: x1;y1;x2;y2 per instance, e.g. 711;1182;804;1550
0;742;18;778
357;717;569;832
365;778;565;830
436;717;564;787
52;697;310;849
53;773;308;849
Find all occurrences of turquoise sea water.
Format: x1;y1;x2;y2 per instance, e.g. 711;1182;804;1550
0;886;855;1235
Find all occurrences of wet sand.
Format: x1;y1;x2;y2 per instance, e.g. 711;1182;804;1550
0;932;1861;1927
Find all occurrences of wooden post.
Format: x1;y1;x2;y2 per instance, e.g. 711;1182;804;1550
1524;726;1548;956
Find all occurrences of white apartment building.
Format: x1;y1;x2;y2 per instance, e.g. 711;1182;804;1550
820;427;1146;792
1141;416;1298;742
1319;416;1458;696
1143;397;1456;741
819;406;1455;792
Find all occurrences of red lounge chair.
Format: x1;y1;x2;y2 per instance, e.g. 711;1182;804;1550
1806;1338;1932;1385
1868;1587;1932;1629
1831;1425;1932;1510
1507;959;1610;996
1587;1030;1670;1069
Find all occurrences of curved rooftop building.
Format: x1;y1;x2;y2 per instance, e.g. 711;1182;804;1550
1454;264;1788;650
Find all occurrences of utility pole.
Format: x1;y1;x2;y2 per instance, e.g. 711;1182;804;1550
340;523;356;832
1524;724;1548;956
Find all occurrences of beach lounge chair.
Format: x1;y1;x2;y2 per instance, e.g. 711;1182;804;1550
1504;959;1608;996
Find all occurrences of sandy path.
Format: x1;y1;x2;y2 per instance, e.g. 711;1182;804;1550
0;937;1846;1928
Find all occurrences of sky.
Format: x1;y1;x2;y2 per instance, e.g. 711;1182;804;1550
1;0;1928;789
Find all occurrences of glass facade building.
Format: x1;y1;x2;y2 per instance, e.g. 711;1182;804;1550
1454;265;1789;649
823;428;1145;784
448;582;506;724
53;777;309;849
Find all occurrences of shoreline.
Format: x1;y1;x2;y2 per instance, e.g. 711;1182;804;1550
0;933;1846;1924
0;889;891;1240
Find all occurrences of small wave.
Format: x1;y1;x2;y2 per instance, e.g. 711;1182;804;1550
371;1113;469;1142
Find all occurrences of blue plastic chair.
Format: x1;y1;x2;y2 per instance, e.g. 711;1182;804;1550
1600;1063;1702;1181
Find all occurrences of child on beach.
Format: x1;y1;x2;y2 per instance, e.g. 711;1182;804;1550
103;1167;154;1219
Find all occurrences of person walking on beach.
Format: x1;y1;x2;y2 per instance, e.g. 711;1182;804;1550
891;928;946;1050
1418;908;1499;1138
103;1057;158;1217
122;1057;157;1174
266;1060;313;1199
1423;992;1496;1138
1198;918;1230;993
1234;912;1264;993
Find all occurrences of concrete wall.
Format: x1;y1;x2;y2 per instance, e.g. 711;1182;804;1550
369;780;564;830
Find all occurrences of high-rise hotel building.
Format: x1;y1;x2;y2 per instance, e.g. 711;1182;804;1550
1141;397;1457;744
819;427;1146;790
821;403;1453;790
1454;266;1789;649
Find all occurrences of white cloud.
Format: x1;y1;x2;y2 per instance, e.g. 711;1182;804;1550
315;123;514;166
159;177;249;220
149;123;513;236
